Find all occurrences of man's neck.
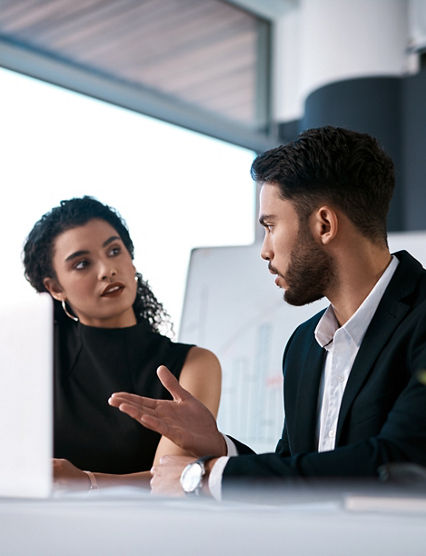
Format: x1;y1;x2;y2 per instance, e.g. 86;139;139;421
326;242;392;326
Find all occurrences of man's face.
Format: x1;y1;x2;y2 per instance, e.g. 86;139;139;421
259;183;334;306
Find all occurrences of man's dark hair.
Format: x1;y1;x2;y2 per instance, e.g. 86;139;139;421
251;126;395;243
23;196;172;334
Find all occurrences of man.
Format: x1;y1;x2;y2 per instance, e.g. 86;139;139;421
109;126;426;499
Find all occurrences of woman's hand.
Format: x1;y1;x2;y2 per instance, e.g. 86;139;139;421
53;458;91;491
150;455;194;497
150;455;217;497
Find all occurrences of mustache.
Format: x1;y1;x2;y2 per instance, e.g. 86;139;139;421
268;262;281;276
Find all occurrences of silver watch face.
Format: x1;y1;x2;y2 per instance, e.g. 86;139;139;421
180;462;204;493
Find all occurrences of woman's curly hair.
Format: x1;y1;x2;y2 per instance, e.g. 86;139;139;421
23;196;173;335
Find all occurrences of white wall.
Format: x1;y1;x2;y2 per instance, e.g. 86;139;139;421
273;0;412;122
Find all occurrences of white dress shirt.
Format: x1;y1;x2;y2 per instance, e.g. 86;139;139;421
315;255;398;451
208;255;399;500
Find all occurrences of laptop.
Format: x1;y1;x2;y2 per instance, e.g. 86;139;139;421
0;291;53;498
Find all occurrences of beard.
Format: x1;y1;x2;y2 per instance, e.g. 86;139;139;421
282;226;335;306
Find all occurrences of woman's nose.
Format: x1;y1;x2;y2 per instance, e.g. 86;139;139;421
99;265;117;281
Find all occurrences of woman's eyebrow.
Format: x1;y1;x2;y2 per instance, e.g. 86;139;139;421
102;235;121;247
64;236;121;262
65;250;89;262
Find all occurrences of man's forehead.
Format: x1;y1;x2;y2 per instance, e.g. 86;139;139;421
259;185;299;222
259;183;289;208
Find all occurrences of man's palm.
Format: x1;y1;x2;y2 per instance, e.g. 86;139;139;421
109;365;226;457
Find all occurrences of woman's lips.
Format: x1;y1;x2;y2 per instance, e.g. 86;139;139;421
101;282;125;297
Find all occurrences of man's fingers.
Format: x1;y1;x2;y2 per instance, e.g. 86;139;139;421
109;365;193;409
157;365;192;402
117;402;157;419
109;397;158;417
115;402;170;436
109;366;192;407
115;402;157;424
113;402;142;422
140;414;172;437
108;392;157;409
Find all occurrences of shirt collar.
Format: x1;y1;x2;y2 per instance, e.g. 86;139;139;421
315;255;399;350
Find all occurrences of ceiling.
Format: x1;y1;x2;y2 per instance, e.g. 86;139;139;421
0;0;277;149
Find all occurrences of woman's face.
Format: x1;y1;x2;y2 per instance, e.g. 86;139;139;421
43;218;138;328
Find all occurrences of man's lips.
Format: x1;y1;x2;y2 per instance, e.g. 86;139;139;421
267;264;285;287
268;264;279;279
101;282;125;297
268;263;278;275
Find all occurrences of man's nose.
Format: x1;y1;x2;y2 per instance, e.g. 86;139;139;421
261;235;272;261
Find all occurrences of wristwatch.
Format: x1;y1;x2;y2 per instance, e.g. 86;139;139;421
180;455;215;495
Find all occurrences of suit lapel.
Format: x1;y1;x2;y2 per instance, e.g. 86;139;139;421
335;250;422;444
292;340;325;453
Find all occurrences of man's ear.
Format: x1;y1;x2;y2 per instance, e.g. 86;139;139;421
310;205;338;245
43;277;64;302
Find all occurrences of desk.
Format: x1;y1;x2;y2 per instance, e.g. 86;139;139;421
1;490;426;556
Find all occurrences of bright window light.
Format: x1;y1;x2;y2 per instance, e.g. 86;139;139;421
1;67;255;333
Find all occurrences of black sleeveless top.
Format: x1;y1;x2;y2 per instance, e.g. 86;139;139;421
54;318;193;474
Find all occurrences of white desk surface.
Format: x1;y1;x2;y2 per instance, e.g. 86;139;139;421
1;490;426;556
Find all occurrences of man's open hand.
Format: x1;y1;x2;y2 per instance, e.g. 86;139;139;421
109;365;227;458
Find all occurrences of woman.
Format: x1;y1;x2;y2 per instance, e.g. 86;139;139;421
23;196;221;491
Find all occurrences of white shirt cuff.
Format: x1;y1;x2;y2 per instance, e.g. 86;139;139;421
208;456;229;501
223;434;239;457
207;435;238;500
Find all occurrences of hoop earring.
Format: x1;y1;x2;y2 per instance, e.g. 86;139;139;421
62;299;79;322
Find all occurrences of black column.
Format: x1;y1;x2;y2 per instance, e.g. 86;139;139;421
301;77;403;232
402;69;426;231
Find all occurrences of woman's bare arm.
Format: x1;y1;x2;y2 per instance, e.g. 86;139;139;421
54;347;222;491
152;346;221;465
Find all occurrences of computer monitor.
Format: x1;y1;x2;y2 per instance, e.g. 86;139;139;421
0;292;53;498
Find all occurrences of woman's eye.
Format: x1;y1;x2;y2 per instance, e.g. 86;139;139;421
109;246;121;257
74;259;89;270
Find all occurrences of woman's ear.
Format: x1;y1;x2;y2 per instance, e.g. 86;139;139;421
310;205;338;245
43;277;64;301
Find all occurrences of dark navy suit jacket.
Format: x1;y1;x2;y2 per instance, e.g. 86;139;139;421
223;251;426;486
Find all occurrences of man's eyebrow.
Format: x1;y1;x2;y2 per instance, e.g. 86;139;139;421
64;236;121;262
259;215;275;226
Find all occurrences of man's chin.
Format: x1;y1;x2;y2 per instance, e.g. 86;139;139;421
284;288;325;306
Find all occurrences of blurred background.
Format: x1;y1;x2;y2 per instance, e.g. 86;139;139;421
1;0;425;332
